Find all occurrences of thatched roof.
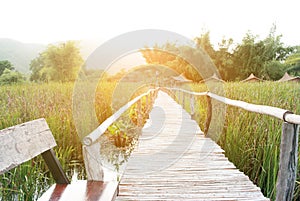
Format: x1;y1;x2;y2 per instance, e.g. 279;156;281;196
241;73;262;82
200;73;224;83
278;72;300;82
171;73;192;83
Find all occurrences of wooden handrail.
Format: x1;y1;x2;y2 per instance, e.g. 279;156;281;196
165;87;300;125
166;87;208;96
83;88;157;146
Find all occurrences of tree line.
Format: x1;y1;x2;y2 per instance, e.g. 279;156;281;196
0;25;299;85
0;60;25;84
0;41;84;85
142;25;300;81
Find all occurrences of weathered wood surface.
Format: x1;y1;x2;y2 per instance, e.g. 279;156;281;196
116;91;268;200
41;149;69;184
0;118;56;174
276;123;299;201
38;180;118;201
83;142;104;181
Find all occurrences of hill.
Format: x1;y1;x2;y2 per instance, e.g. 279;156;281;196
0;39;45;73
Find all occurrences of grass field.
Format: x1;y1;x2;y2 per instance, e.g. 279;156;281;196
0;81;299;200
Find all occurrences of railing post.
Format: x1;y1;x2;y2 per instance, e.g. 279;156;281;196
190;94;195;119
152;90;156;104
177;90;180;103
137;99;142;127
149;91;153;106
276;122;299;201
182;92;185;108
204;95;212;136
83;143;104;181
145;95;148;112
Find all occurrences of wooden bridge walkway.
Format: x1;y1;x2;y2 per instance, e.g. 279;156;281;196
116;91;268;200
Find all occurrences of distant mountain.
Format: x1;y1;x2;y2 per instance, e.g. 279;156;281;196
0;38;143;75
0;39;45;73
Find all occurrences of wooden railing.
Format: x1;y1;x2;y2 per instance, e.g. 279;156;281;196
164;87;300;201
82;88;158;181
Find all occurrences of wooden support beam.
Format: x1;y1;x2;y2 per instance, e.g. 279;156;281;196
83;143;103;181
190;94;195;119
145;95;149;112
204;95;212;136
182;92;185;108
41;149;69;184
137;100;142;127
150;91;153;105
276;122;299;201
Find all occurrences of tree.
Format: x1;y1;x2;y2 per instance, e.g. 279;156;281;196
141;26;293;81
285;46;300;76
195;31;215;58
232;32;261;78
233;26;293;80
30;41;84;82
0;68;25;85
214;38;236;81
0;60;14;76
30;54;45;81
263;60;285;80
141;43;212;82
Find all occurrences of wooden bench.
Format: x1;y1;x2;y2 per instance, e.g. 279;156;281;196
0;118;118;201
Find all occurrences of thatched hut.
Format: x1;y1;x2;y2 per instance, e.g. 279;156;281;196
241;73;263;83
171;73;192;86
278;72;300;83
200;73;225;83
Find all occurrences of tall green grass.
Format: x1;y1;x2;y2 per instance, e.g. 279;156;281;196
221;82;300;200
0;81;152;200
0;82;83;200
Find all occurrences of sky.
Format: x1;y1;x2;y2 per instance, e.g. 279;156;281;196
1;0;299;47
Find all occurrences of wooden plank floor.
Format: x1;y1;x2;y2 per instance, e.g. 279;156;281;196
116;91;268;201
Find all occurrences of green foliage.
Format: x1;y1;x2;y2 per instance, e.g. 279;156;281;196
0;60;14;76
29;55;45;82
0;158;50;201
0;68;25;85
214;38;236;80
232;27;292;80
286;46;300;76
100;118;139;173
30;41;84;82
141;25;294;81
141;43;215;82
263;60;286;80
108;121;130;148
195;31;215;57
